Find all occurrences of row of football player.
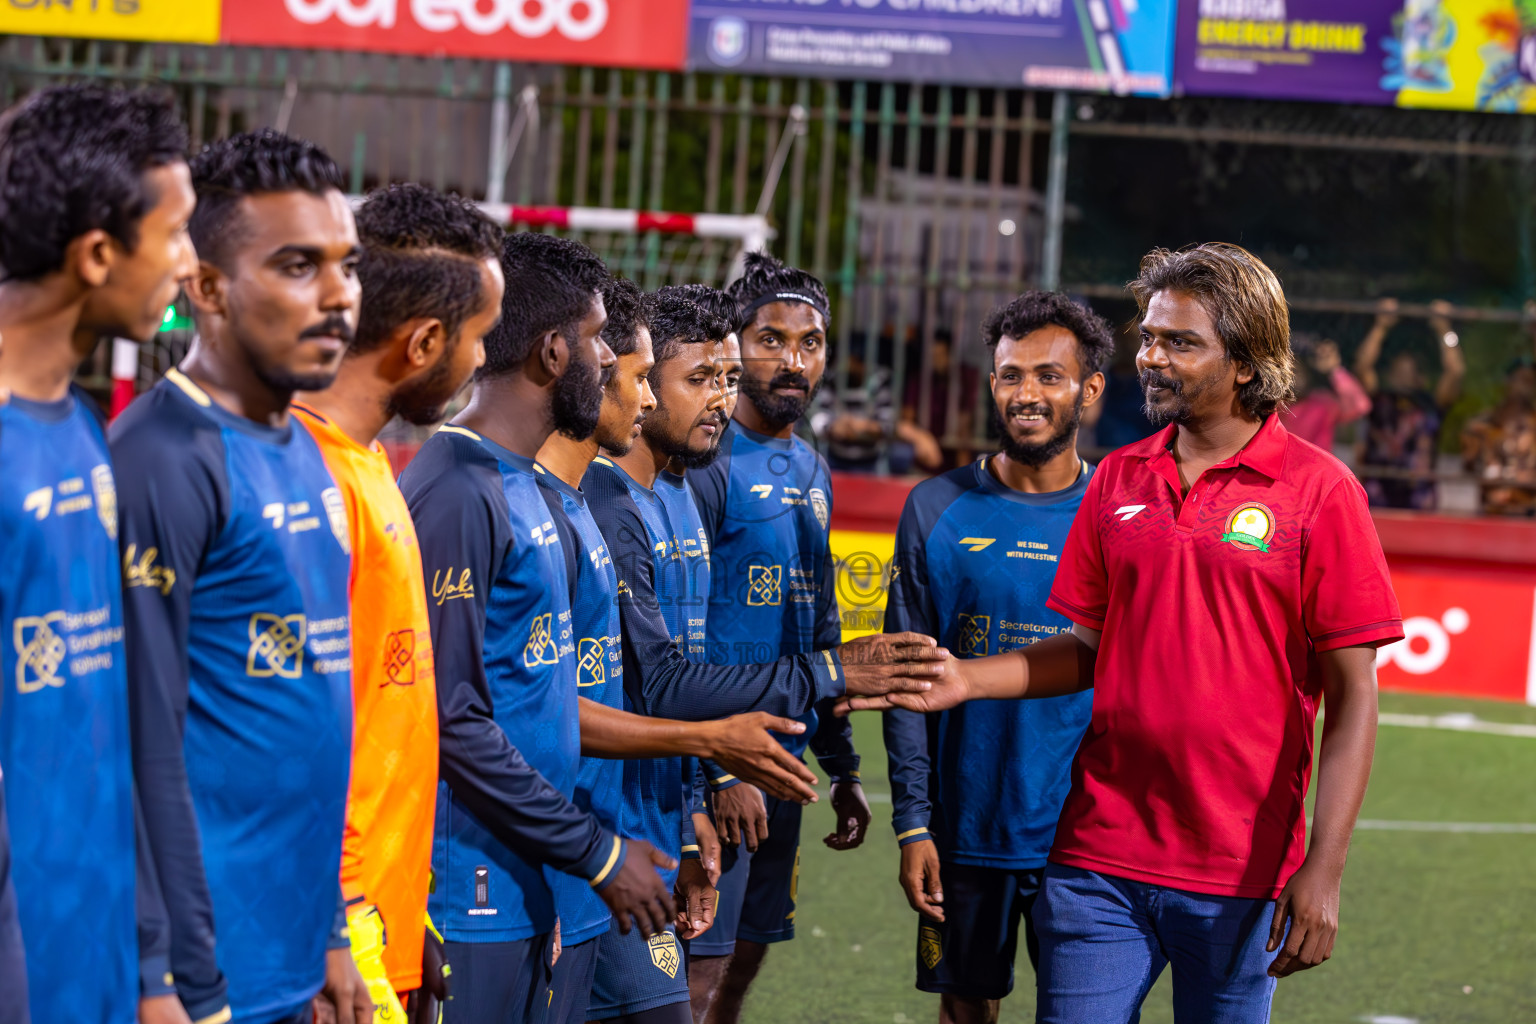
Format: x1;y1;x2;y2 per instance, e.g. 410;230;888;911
0;83;949;1024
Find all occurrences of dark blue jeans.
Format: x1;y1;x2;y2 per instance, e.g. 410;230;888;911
1034;864;1279;1024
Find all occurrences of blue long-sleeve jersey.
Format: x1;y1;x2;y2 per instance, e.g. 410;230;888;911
400;426;621;945
112;372;354;1024
538;470;625;947
882;457;1095;869
1;388;132;1024
690;421;857;781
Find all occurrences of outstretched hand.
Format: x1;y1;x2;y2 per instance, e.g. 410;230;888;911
836;649;972;716
700;713;818;803
841;632;948;699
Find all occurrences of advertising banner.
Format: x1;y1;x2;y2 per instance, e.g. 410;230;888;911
0;0;219;44
1175;0;1536;114
220;0;690;69
687;0;1177;95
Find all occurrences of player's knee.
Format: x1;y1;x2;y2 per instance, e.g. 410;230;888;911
723;941;767;985
939;994;1000;1024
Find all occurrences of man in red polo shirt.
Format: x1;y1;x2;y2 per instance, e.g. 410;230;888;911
846;242;1401;1022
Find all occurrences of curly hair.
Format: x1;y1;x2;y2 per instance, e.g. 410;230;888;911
724;250;829;332
668;283;741;334
600;277;650;357
0;84;187;281
981;291;1115;378
189;129;345;271
1129;243;1295;420
352;183;504;354
649;287;732;369
479;232;610;378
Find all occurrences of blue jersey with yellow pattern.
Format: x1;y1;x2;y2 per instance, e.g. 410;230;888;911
112;371;353;1024
402;426;618;945
882;457;1095;869
1;388;134;1024
539;470;625;948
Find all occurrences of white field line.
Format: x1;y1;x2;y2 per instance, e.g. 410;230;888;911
1378;711;1536;738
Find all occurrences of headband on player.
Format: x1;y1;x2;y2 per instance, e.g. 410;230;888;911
740;289;830;327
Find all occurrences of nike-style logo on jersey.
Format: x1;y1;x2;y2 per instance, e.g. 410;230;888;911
1113;504;1146;521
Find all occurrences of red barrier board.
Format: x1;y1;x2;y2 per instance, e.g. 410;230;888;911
222;0;689;69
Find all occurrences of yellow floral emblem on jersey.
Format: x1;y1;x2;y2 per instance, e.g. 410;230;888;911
919;925;943;969
747;565;782;607
1221;502;1276;553
958;614;990;658
14;612;67;694
648;932;680;978
523;613;560;668
248;613;306;679
577;638;606;687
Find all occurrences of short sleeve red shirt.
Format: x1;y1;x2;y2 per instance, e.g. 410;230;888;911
1046;415;1402;898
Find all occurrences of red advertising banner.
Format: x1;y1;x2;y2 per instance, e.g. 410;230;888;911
221;0;689;69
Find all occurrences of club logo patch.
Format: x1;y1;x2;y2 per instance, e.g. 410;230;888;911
91;465;117;540
748;565;783;607
1220;502;1276;553
322;487;351;555
809;487;830;531
577;638;606;687
14;613;67;694
919;925;943;969
958;614;990;657
247;613;307;678
648;932;681;978
523;613;559;668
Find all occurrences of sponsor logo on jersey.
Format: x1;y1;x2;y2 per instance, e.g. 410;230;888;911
22;486;52;520
92;465;117;540
958;614;990;657
384;629;416;685
432;568;475;606
1221;502;1276;552
750;484;774;499
649;932;681;977
14;613;66;693
748;564;783;606
577;637;606;687
958;537;994;552
809;487;829;531
523;613;560;667
123;544;177;595
1114;504;1146;521
919;925;943;969
247;612;307;678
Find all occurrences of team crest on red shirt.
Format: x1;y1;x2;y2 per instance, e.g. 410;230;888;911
1220;502;1276;552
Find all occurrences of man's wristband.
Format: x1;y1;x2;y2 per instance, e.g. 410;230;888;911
895;826;933;848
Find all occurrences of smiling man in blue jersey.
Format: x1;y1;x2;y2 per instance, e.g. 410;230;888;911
535;279;822;1024
112;130;372;1024
399;234;682;1024
0;84;198;1024
883;292;1112;1024
584;288;943;1024
687;255;863;1024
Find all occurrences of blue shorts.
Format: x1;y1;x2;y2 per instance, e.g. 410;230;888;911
915;862;1043;1000
688;795;800;956
443;934;553;1024
1034;864;1278;1024
588;920;689;1019
547;935;600;1024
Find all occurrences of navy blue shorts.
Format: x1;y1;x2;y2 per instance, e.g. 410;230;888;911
588;920;689;1020
443;934;553;1024
914;862;1043;1000
688;795;800;956
1034;864;1278;1023
547;935;600;1024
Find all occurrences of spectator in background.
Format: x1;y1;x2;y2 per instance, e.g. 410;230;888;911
811;347;942;474
1356;298;1465;509
1461;355;1536;516
1281;332;1371;451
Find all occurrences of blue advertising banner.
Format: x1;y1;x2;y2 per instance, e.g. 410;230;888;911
687;0;1177;94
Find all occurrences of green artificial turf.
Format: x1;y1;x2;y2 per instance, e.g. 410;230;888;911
739;691;1536;1023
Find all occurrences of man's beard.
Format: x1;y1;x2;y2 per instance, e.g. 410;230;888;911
250;314;355;396
552;335;605;441
739;367;820;429
387;335;463;427
997;391;1083;469
644;399;725;470
1140;367;1223;426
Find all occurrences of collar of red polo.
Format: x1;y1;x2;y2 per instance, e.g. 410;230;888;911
1126;413;1289;482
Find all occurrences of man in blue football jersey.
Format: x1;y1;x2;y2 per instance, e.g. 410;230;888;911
536;278;823;1024
399;234;684;1024
0;83;198;1024
113;131;372;1024
883;292;1111;1024
688;255;864;1024
585;289;943;1024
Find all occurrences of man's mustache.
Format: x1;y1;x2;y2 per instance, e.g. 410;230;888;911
1139;369;1182;394
1006;403;1054;422
300;315;356;346
769;372;811;391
